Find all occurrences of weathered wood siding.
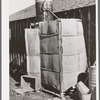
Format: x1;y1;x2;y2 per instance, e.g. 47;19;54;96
9;18;36;65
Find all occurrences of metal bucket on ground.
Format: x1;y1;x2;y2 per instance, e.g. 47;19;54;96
89;65;96;90
76;81;91;100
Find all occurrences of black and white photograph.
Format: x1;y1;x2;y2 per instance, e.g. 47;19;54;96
8;0;97;100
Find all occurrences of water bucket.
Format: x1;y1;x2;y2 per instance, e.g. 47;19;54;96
81;93;92;100
76;81;90;95
89;66;96;90
76;81;91;100
91;87;96;100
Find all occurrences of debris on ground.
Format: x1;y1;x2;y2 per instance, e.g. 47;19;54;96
13;87;34;95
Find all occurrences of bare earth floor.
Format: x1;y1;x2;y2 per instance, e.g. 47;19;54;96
10;76;76;100
10;76;55;100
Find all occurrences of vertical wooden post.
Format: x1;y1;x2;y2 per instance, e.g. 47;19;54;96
17;21;20;65
9;28;11;62
73;10;75;18
58;19;63;95
15;21;18;60
14;21;17;58
22;21;24;62
14;22;16;59
19;20;22;65
88;7;91;66
22;20;26;61
79;8;83;20
11;22;14;60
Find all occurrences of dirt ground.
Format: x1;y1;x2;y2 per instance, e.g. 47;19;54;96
10;76;62;100
9;61;64;100
9;61;78;100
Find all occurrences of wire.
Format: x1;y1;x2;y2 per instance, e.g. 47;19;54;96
82;18;96;27
47;9;59;19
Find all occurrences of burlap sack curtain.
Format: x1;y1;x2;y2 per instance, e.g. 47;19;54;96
25;29;41;78
40;19;87;93
24;18;87;93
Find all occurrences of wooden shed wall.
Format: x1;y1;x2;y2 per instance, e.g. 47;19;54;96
9;5;96;66
9;18;36;65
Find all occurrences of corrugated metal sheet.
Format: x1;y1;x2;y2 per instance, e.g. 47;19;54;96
9;0;95;21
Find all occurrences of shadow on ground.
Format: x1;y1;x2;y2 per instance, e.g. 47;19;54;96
10;58;27;82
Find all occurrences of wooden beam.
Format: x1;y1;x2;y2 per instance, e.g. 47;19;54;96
79;8;83;20
88;7;91;66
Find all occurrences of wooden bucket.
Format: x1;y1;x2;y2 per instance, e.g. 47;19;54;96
81;93;92;100
89;66;96;90
91;87;96;100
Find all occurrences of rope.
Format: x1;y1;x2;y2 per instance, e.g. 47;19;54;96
47;9;59;19
82;18;96;27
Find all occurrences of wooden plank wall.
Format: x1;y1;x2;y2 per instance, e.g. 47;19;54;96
9;18;36;65
9;5;96;66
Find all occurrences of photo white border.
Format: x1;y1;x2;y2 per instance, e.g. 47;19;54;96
1;0;99;100
2;0;9;99
96;0;99;100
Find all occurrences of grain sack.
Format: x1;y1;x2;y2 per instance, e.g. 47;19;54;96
41;54;60;72
39;22;48;35
25;29;40;55
27;55;40;77
40;35;59;53
60;19;83;36
41;70;60;91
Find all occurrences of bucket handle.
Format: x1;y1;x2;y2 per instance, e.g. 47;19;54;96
93;61;96;66
30;23;35;29
86;61;96;73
